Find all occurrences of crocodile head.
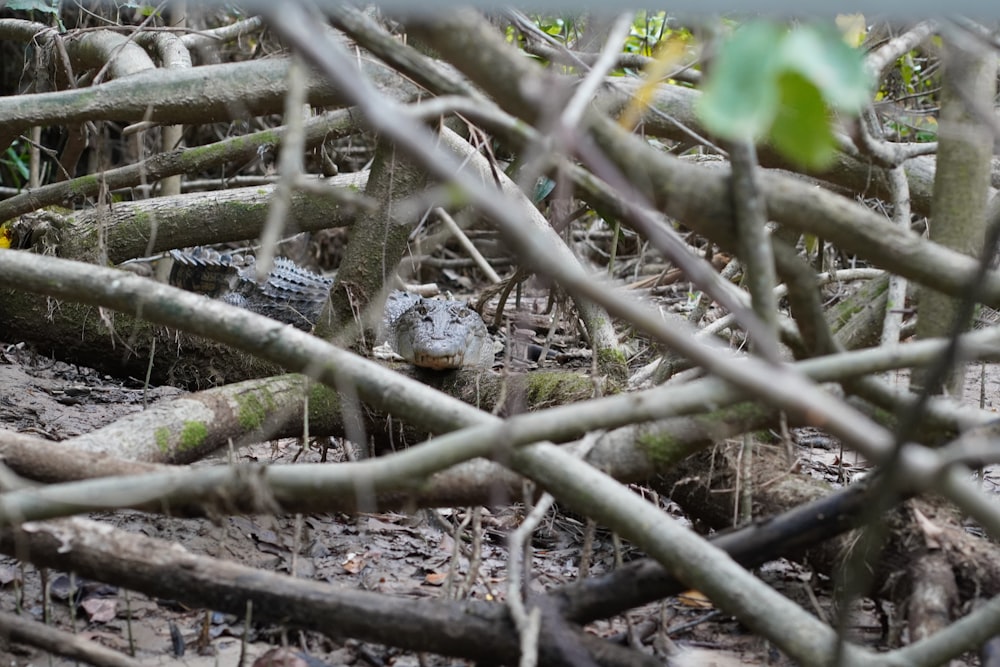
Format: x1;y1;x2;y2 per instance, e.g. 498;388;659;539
390;297;492;370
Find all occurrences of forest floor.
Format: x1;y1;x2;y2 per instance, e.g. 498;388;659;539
1;340;999;666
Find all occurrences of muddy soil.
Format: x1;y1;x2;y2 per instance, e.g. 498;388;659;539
1;342;998;665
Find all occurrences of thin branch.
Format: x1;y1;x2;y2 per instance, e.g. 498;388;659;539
559;13;633;130
433;207;501;283
256;54;308;278
0;610;143;667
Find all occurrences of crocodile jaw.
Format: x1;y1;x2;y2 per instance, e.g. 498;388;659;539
410;350;468;370
397;332;476;369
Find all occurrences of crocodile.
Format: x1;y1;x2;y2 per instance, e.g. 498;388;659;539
167;247;494;369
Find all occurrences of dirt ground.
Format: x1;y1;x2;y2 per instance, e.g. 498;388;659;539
1;341;998;666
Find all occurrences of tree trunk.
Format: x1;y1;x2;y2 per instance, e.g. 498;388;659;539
911;37;996;395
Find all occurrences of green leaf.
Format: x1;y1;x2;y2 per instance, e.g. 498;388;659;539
3;0;59;13
769;72;836;170
698;20;871;167
779;24;870;112
532;177;556;203
5;147;29;179
697;22;786;141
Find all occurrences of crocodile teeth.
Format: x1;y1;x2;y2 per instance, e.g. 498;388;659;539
412;353;463;370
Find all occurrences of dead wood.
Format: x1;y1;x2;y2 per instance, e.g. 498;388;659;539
554;477;873;624
0;431;166;483
0;109;366;226
0;292;282;389
0;393;777;520
0;609;143;667
0;56;416;149
6;175;365;267
907;553;960;642
654;442;1000;640
0;518;657;667
53;366;595;465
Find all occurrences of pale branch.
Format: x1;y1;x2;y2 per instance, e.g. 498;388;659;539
0;430;166;483
727;139;780;350
51;173;370;264
256;54;310;277
865;21;938;83
0;55;417;142
880;164;912;347
0;107;365;225
558;13;633;131
327;4;485;101
432;207;502;283
179;15;264;49
134;30;192;72
0;19;155;79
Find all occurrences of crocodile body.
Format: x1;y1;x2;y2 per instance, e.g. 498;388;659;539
168;248;493;369
169;248;332;331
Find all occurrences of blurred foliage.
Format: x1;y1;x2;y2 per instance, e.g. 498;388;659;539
697;21;871;170
2;0;58;14
513;14;881;170
876;42;939;143
2;141;29;190
624;11;669;57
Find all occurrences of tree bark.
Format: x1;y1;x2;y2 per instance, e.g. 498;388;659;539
911;37;996;395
